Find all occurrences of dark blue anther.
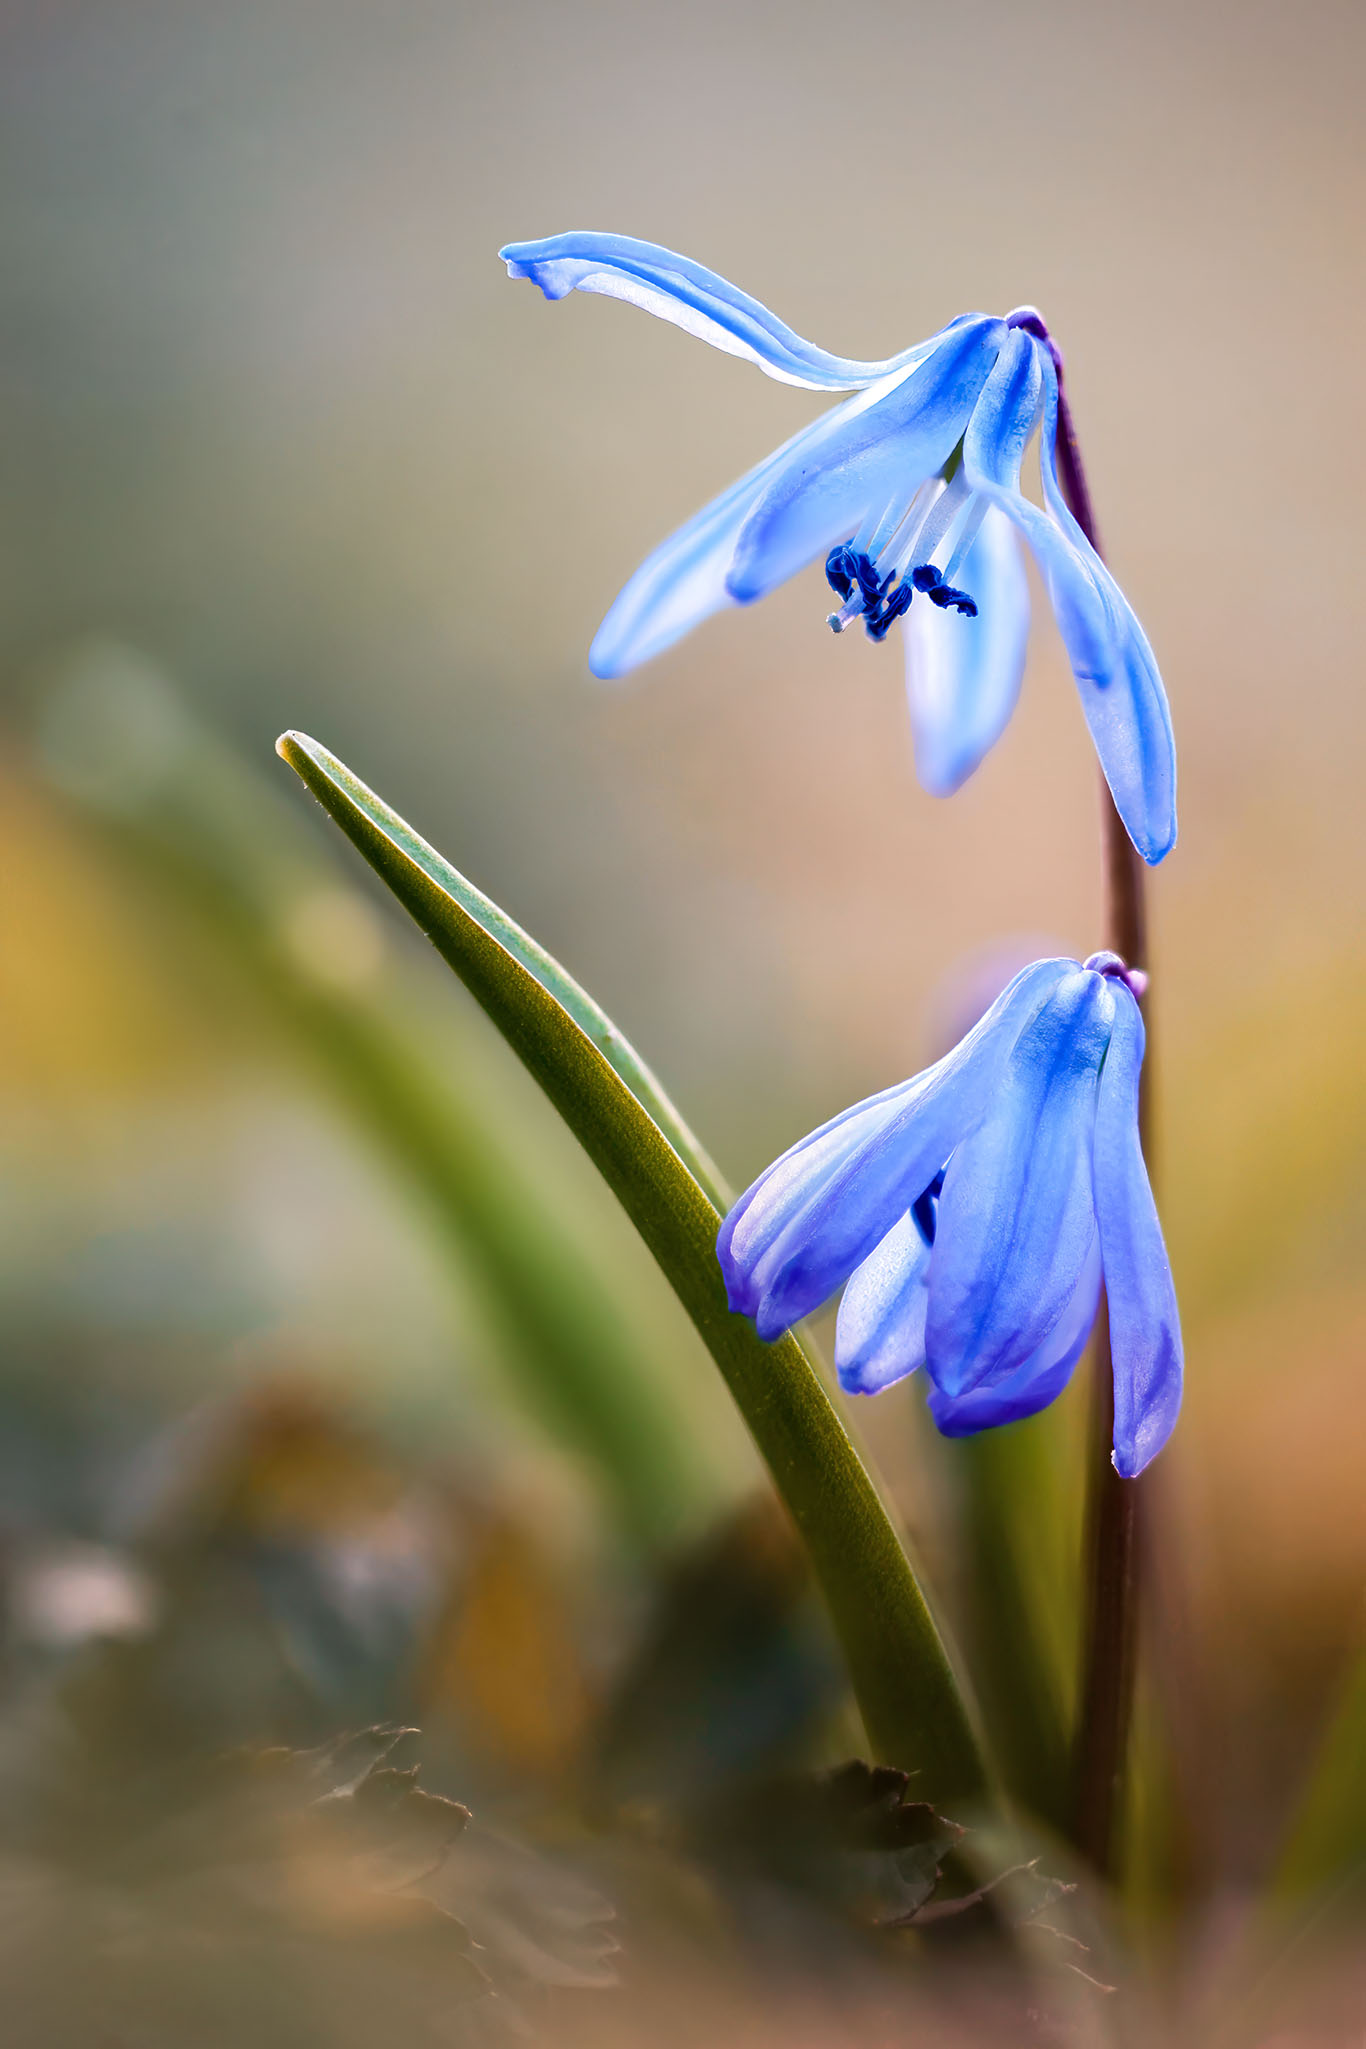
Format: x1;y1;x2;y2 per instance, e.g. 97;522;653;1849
912;1169;946;1248
826;545;894;615
828;548;941;640
824;544;857;600
927;582;978;617
864;578;915;642
852;552;891;608
910;562;977;616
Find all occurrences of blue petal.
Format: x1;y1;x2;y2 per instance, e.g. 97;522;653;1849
726;318;1007;604
500;232;943;392
835;1211;932;1395
924;967;1113;1398
717;956;1071;1341
927;1238;1100;1435
903;506;1030;797
718;1073;924;1333
1092;984;1183;1476
590;394;874;676
961;331;1178;865
589;338;1001;677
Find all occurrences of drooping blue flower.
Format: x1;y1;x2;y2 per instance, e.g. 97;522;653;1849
715;954;1181;1476
501;233;1176;864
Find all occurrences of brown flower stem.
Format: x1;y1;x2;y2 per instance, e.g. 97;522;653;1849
1052;365;1150;1881
1072;791;1148;1878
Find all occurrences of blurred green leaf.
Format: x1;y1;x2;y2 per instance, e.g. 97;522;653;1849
33;647;715;1550
1206;1642;1366;2049
952;1424;1071;1833
276;730;991;1812
0;1707;626;2044
1270;1636;1366;1909
592;1494;837;1809
684;1759;962;1927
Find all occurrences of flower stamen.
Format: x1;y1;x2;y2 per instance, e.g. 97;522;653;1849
824;460;984;641
911;563;978;617
825;544;895;631
895;468;970;576
864;579;915;641
825;545;977;638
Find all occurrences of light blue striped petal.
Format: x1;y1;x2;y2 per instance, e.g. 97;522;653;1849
590;393;874;677
961;331;1178;865
500;231;947;391
726;319;1006;604
718;1073;925;1330
835;1211;932;1395
903;506;1030;797
730;1067;961;1344
924;967;1113;1397
1092;984;1183;1476
926;1239;1100;1435
718;956;1071;1341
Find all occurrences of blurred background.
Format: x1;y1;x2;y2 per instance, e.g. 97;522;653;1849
1;0;1363;2039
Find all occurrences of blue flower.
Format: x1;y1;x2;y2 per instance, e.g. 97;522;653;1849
501;233;1176;864
716;954;1181;1476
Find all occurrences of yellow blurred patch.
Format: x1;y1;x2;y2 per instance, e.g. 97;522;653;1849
0;754;188;1097
418;1513;592;1782
1166;955;1366;1317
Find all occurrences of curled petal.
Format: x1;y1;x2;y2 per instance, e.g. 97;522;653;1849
904;507;1030;797
727;318;1007;603
500;231;941;391
719;1073;924;1336
962;332;1178;865
718;957;1072;1341
835;1211;932;1395
924;968;1113;1397
927;1238;1101;1436
1092;985;1183;1476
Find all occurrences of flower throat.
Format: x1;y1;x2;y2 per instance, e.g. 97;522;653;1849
824;449;983;641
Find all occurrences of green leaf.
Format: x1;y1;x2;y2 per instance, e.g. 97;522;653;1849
276;730;992;1812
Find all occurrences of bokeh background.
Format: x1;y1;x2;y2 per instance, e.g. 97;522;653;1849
1;0;1363;2039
